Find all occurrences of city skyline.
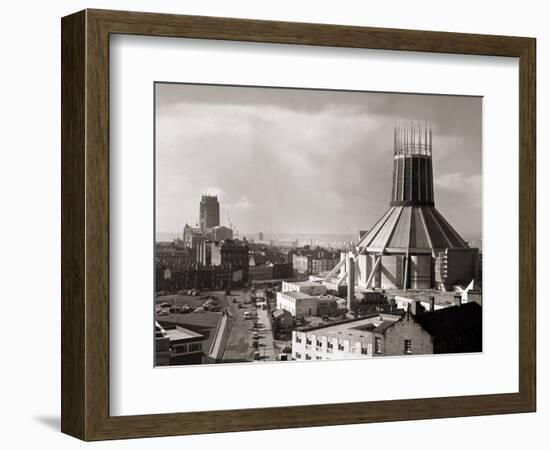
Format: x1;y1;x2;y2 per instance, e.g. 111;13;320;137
155;83;482;239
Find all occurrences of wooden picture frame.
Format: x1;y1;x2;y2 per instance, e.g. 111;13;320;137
61;9;536;441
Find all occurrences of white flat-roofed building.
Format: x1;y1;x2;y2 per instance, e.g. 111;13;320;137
291;313;433;361
276;291;343;317
281;280;327;296
276;291;314;317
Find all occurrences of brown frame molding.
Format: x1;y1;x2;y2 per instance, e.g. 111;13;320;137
61;9;536;441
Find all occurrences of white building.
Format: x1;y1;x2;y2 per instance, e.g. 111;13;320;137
291;313;433;361
276;291;343;318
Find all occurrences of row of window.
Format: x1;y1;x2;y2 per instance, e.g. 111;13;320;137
297;336;412;355
172;342;203;355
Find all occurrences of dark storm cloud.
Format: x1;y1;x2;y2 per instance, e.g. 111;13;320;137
155;83;482;239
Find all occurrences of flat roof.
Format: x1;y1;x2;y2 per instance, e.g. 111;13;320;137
285;280;325;287
281;291;341;301
298;315;401;340
165;326;203;342
281;291;312;300
389;289;458;306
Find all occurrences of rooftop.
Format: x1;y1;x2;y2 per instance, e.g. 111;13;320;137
286;280;325;288
281;291;313;300
298;314;401;340
164;326;203;342
357;205;468;253
415;302;482;337
389;289;459;307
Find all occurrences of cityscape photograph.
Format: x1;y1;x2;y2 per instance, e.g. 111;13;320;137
154;83;483;367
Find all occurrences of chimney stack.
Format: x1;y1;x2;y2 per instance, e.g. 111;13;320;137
454;294;462;307
347;256;355;311
429;296;435;312
410;300;424;316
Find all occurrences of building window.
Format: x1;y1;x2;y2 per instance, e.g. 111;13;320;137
404;339;412;354
189;342;202;352
295;335;302;344
174;344;187;354
327;341;333;350
295;352;301;359
361;347;368;355
305;354;312;360
338;342;345;351
316;356;322;360
306;338;312;346
375;337;382;355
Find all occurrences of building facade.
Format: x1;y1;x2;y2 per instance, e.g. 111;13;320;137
210;225;233;242
282;280;327;296
276;291;343;317
155;322;205;366
199;195;220;233
292;247;340;275
291;313;434;361
328;122;479;292
210;240;250;282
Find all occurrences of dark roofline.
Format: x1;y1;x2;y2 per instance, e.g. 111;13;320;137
296;313;400;333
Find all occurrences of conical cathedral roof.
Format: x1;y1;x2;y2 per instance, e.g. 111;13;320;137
357;205;468;254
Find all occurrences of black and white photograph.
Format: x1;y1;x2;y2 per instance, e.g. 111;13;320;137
154;83;483;366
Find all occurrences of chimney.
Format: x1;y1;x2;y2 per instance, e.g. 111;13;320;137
347;256;355;311
411;300;425;316
454;294;462;307
429;296;435;312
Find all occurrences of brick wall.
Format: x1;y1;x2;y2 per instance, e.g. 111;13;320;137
383;316;433;356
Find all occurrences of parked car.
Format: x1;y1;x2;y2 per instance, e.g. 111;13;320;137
193;307;205;313
169;307;182;314
243;311;251;319
160;302;172;308
156;310;169;316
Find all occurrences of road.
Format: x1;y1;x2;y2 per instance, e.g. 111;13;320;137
253;307;277;362
221;290;280;363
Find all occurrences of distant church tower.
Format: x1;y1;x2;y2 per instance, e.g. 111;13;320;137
199;195;220;232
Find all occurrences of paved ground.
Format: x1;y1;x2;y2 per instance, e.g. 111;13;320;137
253;307;277;362
221;290;258;363
154;291;230;359
155;291;229;309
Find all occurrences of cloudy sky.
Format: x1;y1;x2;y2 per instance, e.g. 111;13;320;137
155;83;482;240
